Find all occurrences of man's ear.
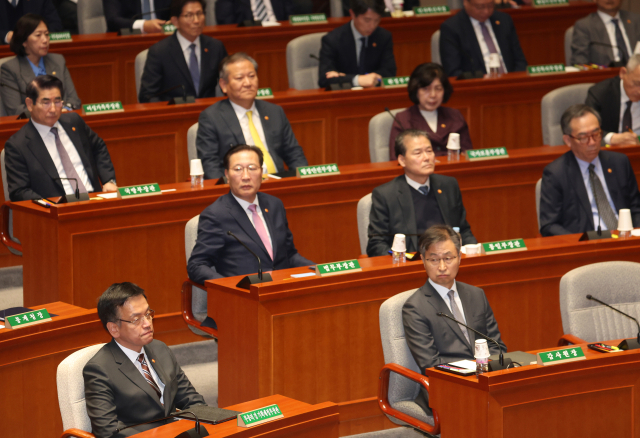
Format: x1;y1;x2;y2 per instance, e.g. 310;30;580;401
562;134;571;148
25;97;34;112
170;16;179;27
219;78;228;94
106;321;120;338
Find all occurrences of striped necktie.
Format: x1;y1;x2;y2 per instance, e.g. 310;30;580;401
253;0;268;21
137;353;163;403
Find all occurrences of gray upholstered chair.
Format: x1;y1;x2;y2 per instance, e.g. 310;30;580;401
329;0;343;17
0;56;17;117
0;93;4;118
369;108;406;162
1;149;22;256
286;32;326;90
56;344;105;438
564;26;574;66
187;123;199;162
535;178;542;233
135;49;149;103
378;290;440;435
541;83;593;146
204;0;217;25
357;193;372;255
448;0;463;9
77;0;107;34
431;30;441;64
559;261;640;346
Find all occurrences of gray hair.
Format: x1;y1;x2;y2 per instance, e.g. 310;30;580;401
219;52;259;81
418;225;461;257
560;104;602;136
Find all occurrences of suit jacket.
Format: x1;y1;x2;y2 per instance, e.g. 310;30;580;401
0;54;81;116
138;33;227;103
439;9;527;77
585;76;624;136
215;0;293;24
103;0;171;32
83;339;206;438
318;22;396;88
187;191;314;284
367;174;477;256
570;11;640;66
4;112;116;201
389;105;473;160
402;281;506;414
0;0;62;44
196;99;308;179
540;150;640;236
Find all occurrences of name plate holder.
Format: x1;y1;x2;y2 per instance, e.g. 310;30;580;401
296;164;339;178
162;24;177;34
482;239;527;254
256;88;274;99
49;31;72;42
532;0;568;7
413;5;450;16
117;183;162;199
466;147;508;161
289;13;328;25
5;308;52;329
237;404;284;427
537;346;585;366
82;101;124;115
527;64;566;75
381;76;410;88
317;260;362;277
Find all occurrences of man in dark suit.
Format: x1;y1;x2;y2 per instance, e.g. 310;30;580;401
196;52;308;179
1;0;62;44
84;282;206;438
4;75;116;201
439;0;527;78
103;0;171;33
585;55;640;145
215;0;292;24
540;104;640;236
318;0;396;89
188;145;313;284
403;225;505;415
367;129;476;257
139;0;227;103
571;0;640;66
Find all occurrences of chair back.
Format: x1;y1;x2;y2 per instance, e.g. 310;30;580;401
77;0;107;34
448;0;463;9
204;0;217;25
185;215;200;262
559;261;640;342
187;123;199;162
57;344;105;432
135;50;149;103
564;26;574;66
329;0;344;16
286;32;326;90
185;215;209;326
0;56;16;116
535;178;542;232
1;149;22;255
431;30;441;64
369;108;405;162
541;83;593;145
357;193;372;255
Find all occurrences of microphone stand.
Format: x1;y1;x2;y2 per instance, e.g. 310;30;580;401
586;294;640;350
226;231;273;289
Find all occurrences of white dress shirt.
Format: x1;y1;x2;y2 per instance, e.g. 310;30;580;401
575;155;619;230
31;119;94;194
229;100;271;174
597;10;632;63
133;0;157;33
603;79;640;144
176;30;201;71
429;278;467;324
469;17;507;73
115;341;166;404
405;174;430;193
231;193;274;250
251;0;277;22
419;109;438;133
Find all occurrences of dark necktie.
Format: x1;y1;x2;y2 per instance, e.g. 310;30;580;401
358;37;367;75
479;21;505;74
418;186;429;196
611;19;629;65
142;0;151;18
622;100;633;132
588;164;618;231
137;353;163;403
50;127;88;194
189;44;200;95
11;0;18;7
448;290;470;343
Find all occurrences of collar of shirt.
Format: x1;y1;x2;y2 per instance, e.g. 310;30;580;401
405;174;430;192
114;340;165;402
350;20;366;62
597;9;621;25
115;340;149;364
232;192;259;211
176;30;200;63
575;153;602;178
619;79;640;134
31;118;62;139
27;57;46;77
229;99;258;121
429;278;459;307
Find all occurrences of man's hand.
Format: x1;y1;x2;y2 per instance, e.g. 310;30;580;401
610;132;640;145
325;71;346;79
102;182;118;192
143;19;166;34
358;73;382;88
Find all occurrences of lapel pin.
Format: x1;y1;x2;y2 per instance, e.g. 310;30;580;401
608;168;612;173
438;189;442;194
264;116;269;120
628;19;632;23
265;208;269;212
72;127;76;131
52;71;57;75
441;124;446;128
204;48;208;52
495;21;500;25
372;42;377;47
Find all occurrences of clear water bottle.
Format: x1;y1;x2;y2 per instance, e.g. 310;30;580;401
475;339;490;375
476;356;489;375
392;250;406;264
448;149;460;161
191;174;204;189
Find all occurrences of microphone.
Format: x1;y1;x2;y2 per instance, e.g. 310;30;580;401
168;85;196;105
53;177;89;203
437;312;512;370
384;107;407;131
117;410;209;438
586;294;640;350
226;231;273;289
588;41;627;67
309;54;320;62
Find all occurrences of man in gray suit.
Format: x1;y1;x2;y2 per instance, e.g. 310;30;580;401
402;225;506;415
83;282;206;438
195;52;308;179
570;0;640;66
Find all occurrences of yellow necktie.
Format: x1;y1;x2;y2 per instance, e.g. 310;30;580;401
246;110;277;174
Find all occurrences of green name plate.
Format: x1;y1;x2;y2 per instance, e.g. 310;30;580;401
82;101;124;115
49;31;72;42
289;13;328;25
537;346;585;366
238;404;283;427
297;163;339;178
256;88;274;99
6;308;52;329
533;0;568;6
413;5;450;15
162;23;177;34
117;183;162;199
527;64;566;75
466;147;508;161
482;238;527;254
317;259;362;277
381;76;410;88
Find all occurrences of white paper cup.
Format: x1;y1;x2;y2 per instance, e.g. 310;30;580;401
391;234;406;252
190;159;204;176
489;53;501;69
618;209;633;232
474;339;490;358
446;132;461;150
635;41;640;55
465;243;481;255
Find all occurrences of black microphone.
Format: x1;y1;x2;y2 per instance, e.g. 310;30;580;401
117;410;209;438
53;177;89;203
586;294;640;350
588;41;627;67
168;84;196;105
226;231;273;289
384;107;407;131
54;177;79;199
437;312;511;370
309;54;320;62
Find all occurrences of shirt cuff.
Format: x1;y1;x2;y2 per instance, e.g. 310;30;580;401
133;20;145;33
604;132;614;145
352;75;360;87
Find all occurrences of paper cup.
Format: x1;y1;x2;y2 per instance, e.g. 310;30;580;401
489;53;501;69
465;243;481;255
618;209;633;232
190;159;204;176
474;339;490;358
446;133;461;150
635;42;640;55
391;234;406;252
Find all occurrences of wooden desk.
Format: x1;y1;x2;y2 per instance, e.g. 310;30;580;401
0;3;595;104
135;395;339;438
0;302;203;438
206;234;640;436
426;341;640;437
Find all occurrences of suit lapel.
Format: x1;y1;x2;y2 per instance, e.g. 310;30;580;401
145;343;171;415
600;152;622;211
220;100;246;144
198;35;213;94
255;100;276;151
24;121;64;190
57;116;96;184
568;153;594;228
396;177;418;250
257;193;276;260
344;25;359;73
423;283;472;352
168;34;196;92
18;57;36;90
591;14;615;61
431;176;451;226
461;10;484;72
225;194;272;260
620;12;638;49
43;56;57;77
456;284;476;346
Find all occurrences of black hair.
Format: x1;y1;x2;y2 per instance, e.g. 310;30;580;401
407;63;453;106
97;282;147;333
223;145;264;169
25;75;64;103
10;14;47;57
418;225;461;257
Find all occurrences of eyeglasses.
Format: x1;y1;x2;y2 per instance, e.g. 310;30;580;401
181;11;205;21
424;256;458;266
569;129;602;144
230;164;261;174
118;309;155;326
38;98;63;109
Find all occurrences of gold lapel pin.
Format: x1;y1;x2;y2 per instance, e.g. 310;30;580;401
265;208;269;213
72;127;76;131
441;124;446;128
204;48;209;52
495;21;500;25
438;189;442;194
608;168;612;173
264;116;269;120
372;42;377;47
152;359;156;363
52;71;57;75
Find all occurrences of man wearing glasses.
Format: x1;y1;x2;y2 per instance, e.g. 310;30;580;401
540;104;640;236
187;144;313;285
84;282;206;438
138;0;228;103
403;224;506;415
4;75;117;201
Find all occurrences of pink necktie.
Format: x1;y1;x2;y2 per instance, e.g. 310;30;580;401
248;204;273;260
